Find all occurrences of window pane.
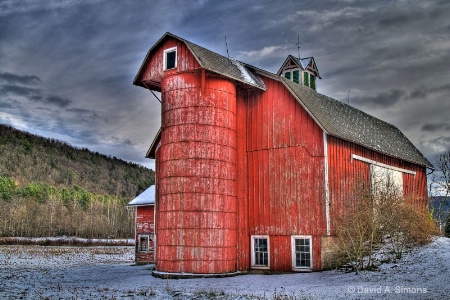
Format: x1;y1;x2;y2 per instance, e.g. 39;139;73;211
303;72;309;87
285;72;291;80
255;238;267;251
166;51;176;69
293;70;299;83
310;75;315;90
139;236;149;252
254;238;269;266
294;238;311;268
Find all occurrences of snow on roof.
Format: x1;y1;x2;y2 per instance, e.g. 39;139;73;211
127;185;155;206
184;38;267;90
230;59;260;87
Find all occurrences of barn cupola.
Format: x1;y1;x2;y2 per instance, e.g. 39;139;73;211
277;55;321;90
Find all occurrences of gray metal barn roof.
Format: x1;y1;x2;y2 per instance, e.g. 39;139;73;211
282;78;433;168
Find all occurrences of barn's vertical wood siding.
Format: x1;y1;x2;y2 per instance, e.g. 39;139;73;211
236;88;250;271
135;206;155;263
240;78;326;271
327;136;428;234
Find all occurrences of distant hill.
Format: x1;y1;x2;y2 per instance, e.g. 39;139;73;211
0;124;154;239
0;124;154;197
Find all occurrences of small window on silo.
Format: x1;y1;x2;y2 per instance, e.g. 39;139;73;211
163;47;177;70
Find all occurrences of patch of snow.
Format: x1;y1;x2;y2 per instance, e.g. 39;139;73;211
231;60;258;86
127;185;155;206
1;237;450;299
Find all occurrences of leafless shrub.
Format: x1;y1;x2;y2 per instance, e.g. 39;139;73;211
336;185;379;273
336;170;438;273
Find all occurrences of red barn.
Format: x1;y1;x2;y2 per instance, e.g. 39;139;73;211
127;185;155;264
134;32;432;276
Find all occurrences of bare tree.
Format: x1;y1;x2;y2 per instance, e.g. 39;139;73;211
436;151;450;197
429;150;450;232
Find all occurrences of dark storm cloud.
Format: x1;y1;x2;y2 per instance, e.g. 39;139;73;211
0;71;69;107
66;108;95;114
378;12;422;28
0;84;42;98
0;72;41;85
107;136;135;147
66;108;103;123
422;123;450;132
351;89;405;108
44;95;71;107
410;83;450;99
0;84;70;107
0;98;19;109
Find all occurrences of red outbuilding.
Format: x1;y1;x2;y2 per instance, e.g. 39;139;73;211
134;32;433;277
127;185;155;264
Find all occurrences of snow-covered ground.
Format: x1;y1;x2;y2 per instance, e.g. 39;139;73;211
1;237;450;299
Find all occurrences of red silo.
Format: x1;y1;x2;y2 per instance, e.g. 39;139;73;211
156;71;238;275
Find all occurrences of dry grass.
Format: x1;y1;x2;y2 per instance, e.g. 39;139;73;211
0;236;133;246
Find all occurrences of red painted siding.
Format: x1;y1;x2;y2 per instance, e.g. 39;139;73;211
237;78;326;271
136;206;155;233
135;206;155;263
236;88;250;271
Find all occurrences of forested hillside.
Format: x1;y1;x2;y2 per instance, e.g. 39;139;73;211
0;124;154;238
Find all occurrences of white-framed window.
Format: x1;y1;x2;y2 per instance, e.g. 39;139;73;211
163;47;177;70
291;235;312;270
138;234;150;252
251;235;269;268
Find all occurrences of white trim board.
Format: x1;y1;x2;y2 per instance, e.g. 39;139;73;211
323;132;330;236
351;154;416;175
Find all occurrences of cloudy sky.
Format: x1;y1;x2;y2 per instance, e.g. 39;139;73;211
1;0;449;170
